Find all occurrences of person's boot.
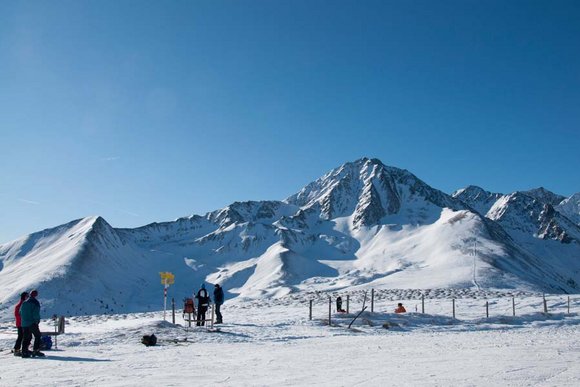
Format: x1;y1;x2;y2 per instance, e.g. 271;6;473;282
32;350;45;357
13;349;22;357
21;350;32;358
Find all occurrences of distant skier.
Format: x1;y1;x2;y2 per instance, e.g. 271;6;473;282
13;292;29;356
394;303;406;314
20;290;44;357
195;284;211;326
336;296;346;313
213;284;224;324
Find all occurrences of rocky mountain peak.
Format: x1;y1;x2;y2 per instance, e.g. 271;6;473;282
522;187;566;206
285;157;460;227
452;186;503;216
487;192;580;244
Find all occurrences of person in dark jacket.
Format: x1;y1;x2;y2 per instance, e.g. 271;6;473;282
195;284;211;326
20;289;44;357
213;284;224;324
13;292;29;356
336;296;346;313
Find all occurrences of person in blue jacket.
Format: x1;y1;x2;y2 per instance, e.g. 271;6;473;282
20;289;44;358
213;284;224;324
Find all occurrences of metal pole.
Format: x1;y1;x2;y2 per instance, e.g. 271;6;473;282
485;301;489;319
422;295;425;314
346;295;350;314
512;297;516;317
309;300;313;321
543;293;548;314
163;280;168;321
172;297;175;324
568;296;570;315
328;296;332;326
371;289;375;313
452;299;456;319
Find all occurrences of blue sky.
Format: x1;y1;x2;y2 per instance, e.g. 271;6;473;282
1;0;579;243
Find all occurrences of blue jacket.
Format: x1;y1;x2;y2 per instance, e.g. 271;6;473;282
213;286;224;305
19;297;40;327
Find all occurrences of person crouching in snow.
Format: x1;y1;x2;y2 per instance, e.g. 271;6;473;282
394;303;406;313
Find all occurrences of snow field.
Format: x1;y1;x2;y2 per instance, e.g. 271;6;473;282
0;294;579;386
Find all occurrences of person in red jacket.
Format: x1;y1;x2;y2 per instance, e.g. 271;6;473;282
13;292;29;356
394;303;406;314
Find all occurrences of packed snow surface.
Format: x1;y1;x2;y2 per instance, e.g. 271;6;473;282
1;292;578;386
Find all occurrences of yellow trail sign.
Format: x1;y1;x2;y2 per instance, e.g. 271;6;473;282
159;272;175;285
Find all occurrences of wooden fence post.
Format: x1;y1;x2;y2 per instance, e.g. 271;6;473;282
422;295;425;314
485;301;489;319
309;300;313;321
346;295;350;314
543;294;548;314
371;289;375;313
452;298;456;319
512;297;516;317
328;296;332;326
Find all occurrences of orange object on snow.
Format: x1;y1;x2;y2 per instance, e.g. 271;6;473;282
394;304;406;313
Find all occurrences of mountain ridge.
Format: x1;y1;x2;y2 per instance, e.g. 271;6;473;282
1;158;579;319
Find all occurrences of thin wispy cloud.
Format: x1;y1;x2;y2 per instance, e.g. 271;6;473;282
119;210;140;217
102;156;121;162
18;198;40;205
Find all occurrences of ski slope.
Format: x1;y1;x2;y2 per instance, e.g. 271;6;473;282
1;293;578;386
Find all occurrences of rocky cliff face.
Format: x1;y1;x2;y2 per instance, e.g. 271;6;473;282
487;193;580;243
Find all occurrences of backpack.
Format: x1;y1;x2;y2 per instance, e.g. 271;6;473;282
141;334;157;347
40;335;53;350
184;298;195;314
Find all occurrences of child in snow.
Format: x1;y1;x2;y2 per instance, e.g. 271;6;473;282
394;303;406;313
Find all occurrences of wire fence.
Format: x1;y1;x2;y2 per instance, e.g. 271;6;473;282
304;289;579;323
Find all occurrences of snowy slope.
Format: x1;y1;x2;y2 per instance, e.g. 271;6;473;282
0;293;579;387
1;158;579;320
557;193;580;226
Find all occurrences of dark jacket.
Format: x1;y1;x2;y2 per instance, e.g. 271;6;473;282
19;297;40;328
213;286;224;305
196;288;210;307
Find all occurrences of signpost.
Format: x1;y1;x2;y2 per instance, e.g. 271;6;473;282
159;272;175;321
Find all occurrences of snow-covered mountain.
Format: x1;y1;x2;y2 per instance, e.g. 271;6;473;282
453;187;580;243
452;186;504;216
522;187;567;207
1;158;579;319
